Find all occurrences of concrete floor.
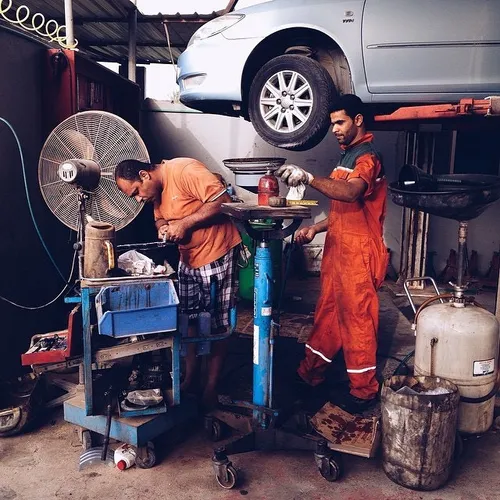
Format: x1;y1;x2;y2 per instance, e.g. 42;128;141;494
1;278;500;500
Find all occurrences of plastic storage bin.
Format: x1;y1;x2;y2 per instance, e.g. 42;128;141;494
95;279;179;338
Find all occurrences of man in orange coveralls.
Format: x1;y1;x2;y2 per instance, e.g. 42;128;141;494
115;158;241;408
276;94;388;413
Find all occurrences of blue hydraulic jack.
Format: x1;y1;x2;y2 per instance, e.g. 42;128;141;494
208;203;343;489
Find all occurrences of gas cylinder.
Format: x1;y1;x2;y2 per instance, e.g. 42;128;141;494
414;301;499;434
257;170;279;206
84;221;116;278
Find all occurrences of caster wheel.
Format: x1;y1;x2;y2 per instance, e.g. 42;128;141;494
319;454;343;482
207;419;224;442
136;441;156;469
216;465;238;489
80;429;93;452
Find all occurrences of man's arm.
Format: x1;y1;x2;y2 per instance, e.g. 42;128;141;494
155;218;168;230
311;217;329;234
160;193;231;243
276;163;371;202
295;217;329;245
310;177;367;203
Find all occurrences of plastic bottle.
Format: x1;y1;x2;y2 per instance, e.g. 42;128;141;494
114;443;136;470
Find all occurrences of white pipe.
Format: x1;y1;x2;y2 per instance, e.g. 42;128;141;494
64;0;75;46
128;4;137;82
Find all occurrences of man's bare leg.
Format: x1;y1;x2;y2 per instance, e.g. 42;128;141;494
202;328;229;409
180;324;198;392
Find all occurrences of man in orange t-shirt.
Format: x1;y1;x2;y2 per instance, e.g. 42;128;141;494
115;158;241;407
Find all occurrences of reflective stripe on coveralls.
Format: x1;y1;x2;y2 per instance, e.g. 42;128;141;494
297;134;388;400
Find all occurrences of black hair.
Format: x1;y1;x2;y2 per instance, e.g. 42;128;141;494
330;94;366;120
114;159;156;181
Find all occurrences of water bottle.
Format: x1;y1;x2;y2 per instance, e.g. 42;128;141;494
114;443;136;470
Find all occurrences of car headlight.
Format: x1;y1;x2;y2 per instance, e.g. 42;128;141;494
188;14;245;46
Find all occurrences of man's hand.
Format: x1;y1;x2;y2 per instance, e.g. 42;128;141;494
275;164;314;187
157;223;169;242
295;226;317;245
163;219;190;244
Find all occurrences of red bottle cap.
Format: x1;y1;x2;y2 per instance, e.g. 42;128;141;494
116;460;127;470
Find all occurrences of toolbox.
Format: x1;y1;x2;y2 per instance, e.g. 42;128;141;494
21;305;81;366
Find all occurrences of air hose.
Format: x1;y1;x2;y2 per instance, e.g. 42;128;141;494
0;117;75;309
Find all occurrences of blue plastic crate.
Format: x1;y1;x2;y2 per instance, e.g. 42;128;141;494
95;279;179;338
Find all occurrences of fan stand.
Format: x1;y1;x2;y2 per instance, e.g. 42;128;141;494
76;189;88;280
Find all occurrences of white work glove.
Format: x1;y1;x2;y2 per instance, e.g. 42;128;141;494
275;164;314;187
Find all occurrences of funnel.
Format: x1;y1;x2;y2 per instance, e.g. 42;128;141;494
223;157;286;192
389;166;500;220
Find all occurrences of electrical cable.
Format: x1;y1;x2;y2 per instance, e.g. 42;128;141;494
0;0;78;49
163;20;179;80
0;248;78;310
0;117;71;285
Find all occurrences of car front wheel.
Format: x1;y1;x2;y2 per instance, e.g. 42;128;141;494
248;55;337;151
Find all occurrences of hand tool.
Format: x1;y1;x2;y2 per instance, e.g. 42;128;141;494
268;196;318;207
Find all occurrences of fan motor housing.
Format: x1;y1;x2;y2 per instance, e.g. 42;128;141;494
58;159;101;191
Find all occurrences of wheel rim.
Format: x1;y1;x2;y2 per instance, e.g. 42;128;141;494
216;466;237;489
259;70;314;134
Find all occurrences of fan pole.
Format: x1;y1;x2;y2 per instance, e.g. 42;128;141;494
77;191;87;279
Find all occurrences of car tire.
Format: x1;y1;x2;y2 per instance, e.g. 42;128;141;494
248;55;337;151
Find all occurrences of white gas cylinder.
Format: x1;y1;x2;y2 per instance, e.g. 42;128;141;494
114;443;136;470
414;302;499;434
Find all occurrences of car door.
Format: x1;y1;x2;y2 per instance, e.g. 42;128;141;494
362;0;500;97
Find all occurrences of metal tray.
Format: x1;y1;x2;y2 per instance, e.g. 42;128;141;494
222;157;286;173
388;174;500;220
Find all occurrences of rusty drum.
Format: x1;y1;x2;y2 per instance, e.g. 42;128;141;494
381;375;460;491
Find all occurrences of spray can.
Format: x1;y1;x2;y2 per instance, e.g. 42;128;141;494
114;443;136;470
258;171;279;206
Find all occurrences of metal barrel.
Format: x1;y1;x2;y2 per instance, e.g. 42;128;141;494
381;375;460;491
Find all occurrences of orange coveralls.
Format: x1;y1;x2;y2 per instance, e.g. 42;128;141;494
297;134;388;400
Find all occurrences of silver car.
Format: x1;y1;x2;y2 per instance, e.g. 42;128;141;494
177;0;500;151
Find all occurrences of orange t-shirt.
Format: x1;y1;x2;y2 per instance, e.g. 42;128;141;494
153;158;241;268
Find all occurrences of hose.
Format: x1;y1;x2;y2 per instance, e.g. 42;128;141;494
0;0;78;49
0;117;77;309
414;293;453;324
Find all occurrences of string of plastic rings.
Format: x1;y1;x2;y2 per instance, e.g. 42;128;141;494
0;0;78;49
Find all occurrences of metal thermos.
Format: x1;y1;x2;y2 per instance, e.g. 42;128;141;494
258;170;279;206
83;221;116;278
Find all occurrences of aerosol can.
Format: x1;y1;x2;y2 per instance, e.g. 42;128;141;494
257;170;279;206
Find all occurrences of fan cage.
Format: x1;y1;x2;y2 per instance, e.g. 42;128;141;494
38;111;149;231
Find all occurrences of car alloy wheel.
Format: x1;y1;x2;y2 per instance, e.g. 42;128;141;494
259;69;313;134
249;55;337;151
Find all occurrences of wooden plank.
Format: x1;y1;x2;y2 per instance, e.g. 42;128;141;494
310;402;380;458
221;202;311;220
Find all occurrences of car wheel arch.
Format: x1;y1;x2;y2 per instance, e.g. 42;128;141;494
240;28;352;118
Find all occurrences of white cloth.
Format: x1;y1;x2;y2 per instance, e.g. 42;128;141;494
286;185;306;200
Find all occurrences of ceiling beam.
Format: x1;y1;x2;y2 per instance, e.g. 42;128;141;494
80;40;184;48
53;15;215;24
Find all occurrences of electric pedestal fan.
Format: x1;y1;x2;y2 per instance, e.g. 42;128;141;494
38;110;151;277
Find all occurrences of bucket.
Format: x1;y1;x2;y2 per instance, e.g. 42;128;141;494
381;375;460;491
